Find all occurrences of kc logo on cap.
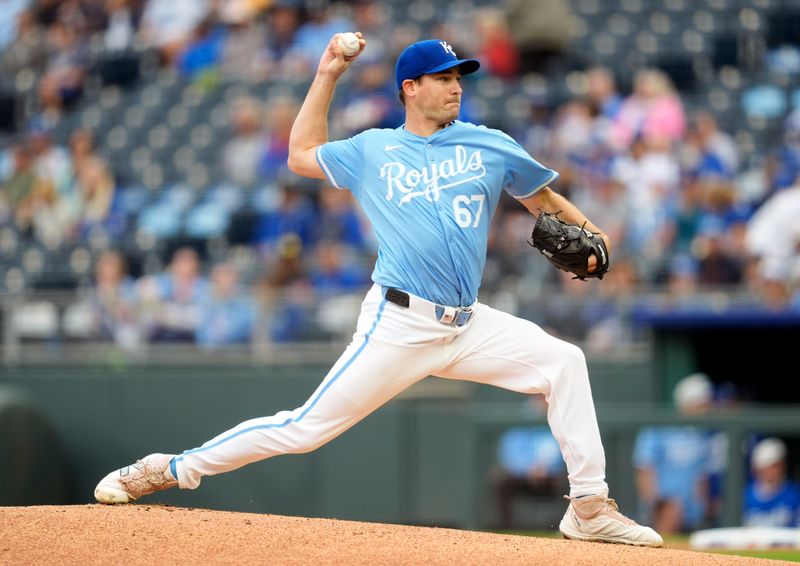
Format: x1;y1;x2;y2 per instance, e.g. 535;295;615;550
395;39;480;91
439;41;456;57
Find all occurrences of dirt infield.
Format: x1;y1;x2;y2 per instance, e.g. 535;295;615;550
0;505;792;565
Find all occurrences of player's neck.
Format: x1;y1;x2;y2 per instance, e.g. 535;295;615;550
404;113;454;138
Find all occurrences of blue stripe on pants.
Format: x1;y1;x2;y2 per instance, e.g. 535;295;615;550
175;299;387;464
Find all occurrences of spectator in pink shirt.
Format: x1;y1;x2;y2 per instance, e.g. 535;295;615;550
612;68;686;150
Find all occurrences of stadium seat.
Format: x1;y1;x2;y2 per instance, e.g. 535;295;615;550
136;184;196;239
406;0;436;24
112;185;152;216
620;0;643;14
791;88;800;110
184;202;231;239
137;203;182;239
741;83;787;118
664;0;687;13
0;227;19;262
11;301;59;339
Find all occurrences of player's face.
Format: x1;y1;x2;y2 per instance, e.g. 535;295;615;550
414;68;463;124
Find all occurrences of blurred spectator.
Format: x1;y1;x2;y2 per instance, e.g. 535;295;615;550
680;110;739;182
0;143;14;185
768;108;800;193
583;256;639;352
570;174;630;260
612;69;687;150
262;0;303;74
0;0;31;52
332;58;402;136
509;95;552;161
308;238;368;296
472;7;519;80
217;0;270;80
485;203;547;297
662;253;702;303
28;124;78;245
33;0;62;28
80;249;141;349
669;180;704;257
56;0;109;36
282;0;353;76
540;269;594;343
137;246;210;342
586;66;623;123
634;373;722;534
750;259;796;311
138;0;211;66
313;186;372;250
30;125;72;198
503;0;575;76
195;261;256;347
222;95;266;188
694;216;744;287
0;8;49;78
258;95;300;183
68;128;116;238
611;136;681;266
349;0;391;63
1;140;50;235
743;437;800;528
490;396;566;530
0;7;36;131
252;180;316;257
95;0;144;87
176;14;227;81
310;239;369;337
103;0;142;52
745;183;800;289
36;20;91;121
550;99;597;165
255;233;315;342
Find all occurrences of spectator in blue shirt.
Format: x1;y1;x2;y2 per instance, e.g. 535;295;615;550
251;180;317;258
313;186;373;251
138;246;211;342
491;396;567;529
743;437;800;528
633;373;721;534
196;262;256;348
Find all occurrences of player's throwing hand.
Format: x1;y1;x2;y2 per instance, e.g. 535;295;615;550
317;32;366;78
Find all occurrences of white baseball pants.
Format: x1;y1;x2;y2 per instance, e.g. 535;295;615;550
174;284;608;497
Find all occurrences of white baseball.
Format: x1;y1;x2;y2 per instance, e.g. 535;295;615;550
338;32;360;57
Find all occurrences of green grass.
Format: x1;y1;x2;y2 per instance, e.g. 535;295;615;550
490;530;800;562
716;549;800;562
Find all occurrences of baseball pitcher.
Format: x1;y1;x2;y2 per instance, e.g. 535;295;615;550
95;33;662;547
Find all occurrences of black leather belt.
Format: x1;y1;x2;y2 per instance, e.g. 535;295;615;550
384;288;474;327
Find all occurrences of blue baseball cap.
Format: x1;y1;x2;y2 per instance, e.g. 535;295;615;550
395;39;480;91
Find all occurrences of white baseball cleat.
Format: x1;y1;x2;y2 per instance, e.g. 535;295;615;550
559;490;664;547
94;453;178;504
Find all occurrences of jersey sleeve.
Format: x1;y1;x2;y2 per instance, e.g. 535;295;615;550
316;132;368;198
499;131;560;199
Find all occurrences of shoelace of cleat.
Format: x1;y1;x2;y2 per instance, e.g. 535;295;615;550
119;459;171;492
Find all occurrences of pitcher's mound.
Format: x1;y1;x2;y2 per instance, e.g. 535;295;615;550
0;505;786;565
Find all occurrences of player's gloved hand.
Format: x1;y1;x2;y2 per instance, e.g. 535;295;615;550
528;210;610;280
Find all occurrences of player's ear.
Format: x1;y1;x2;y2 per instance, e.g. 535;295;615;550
401;78;418;99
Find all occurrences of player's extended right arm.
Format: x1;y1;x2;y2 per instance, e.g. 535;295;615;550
287;33;365;179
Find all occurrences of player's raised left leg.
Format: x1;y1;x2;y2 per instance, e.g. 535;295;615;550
436;303;663;547
558;490;663;547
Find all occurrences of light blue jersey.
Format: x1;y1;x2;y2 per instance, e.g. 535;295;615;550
316;120;558;307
